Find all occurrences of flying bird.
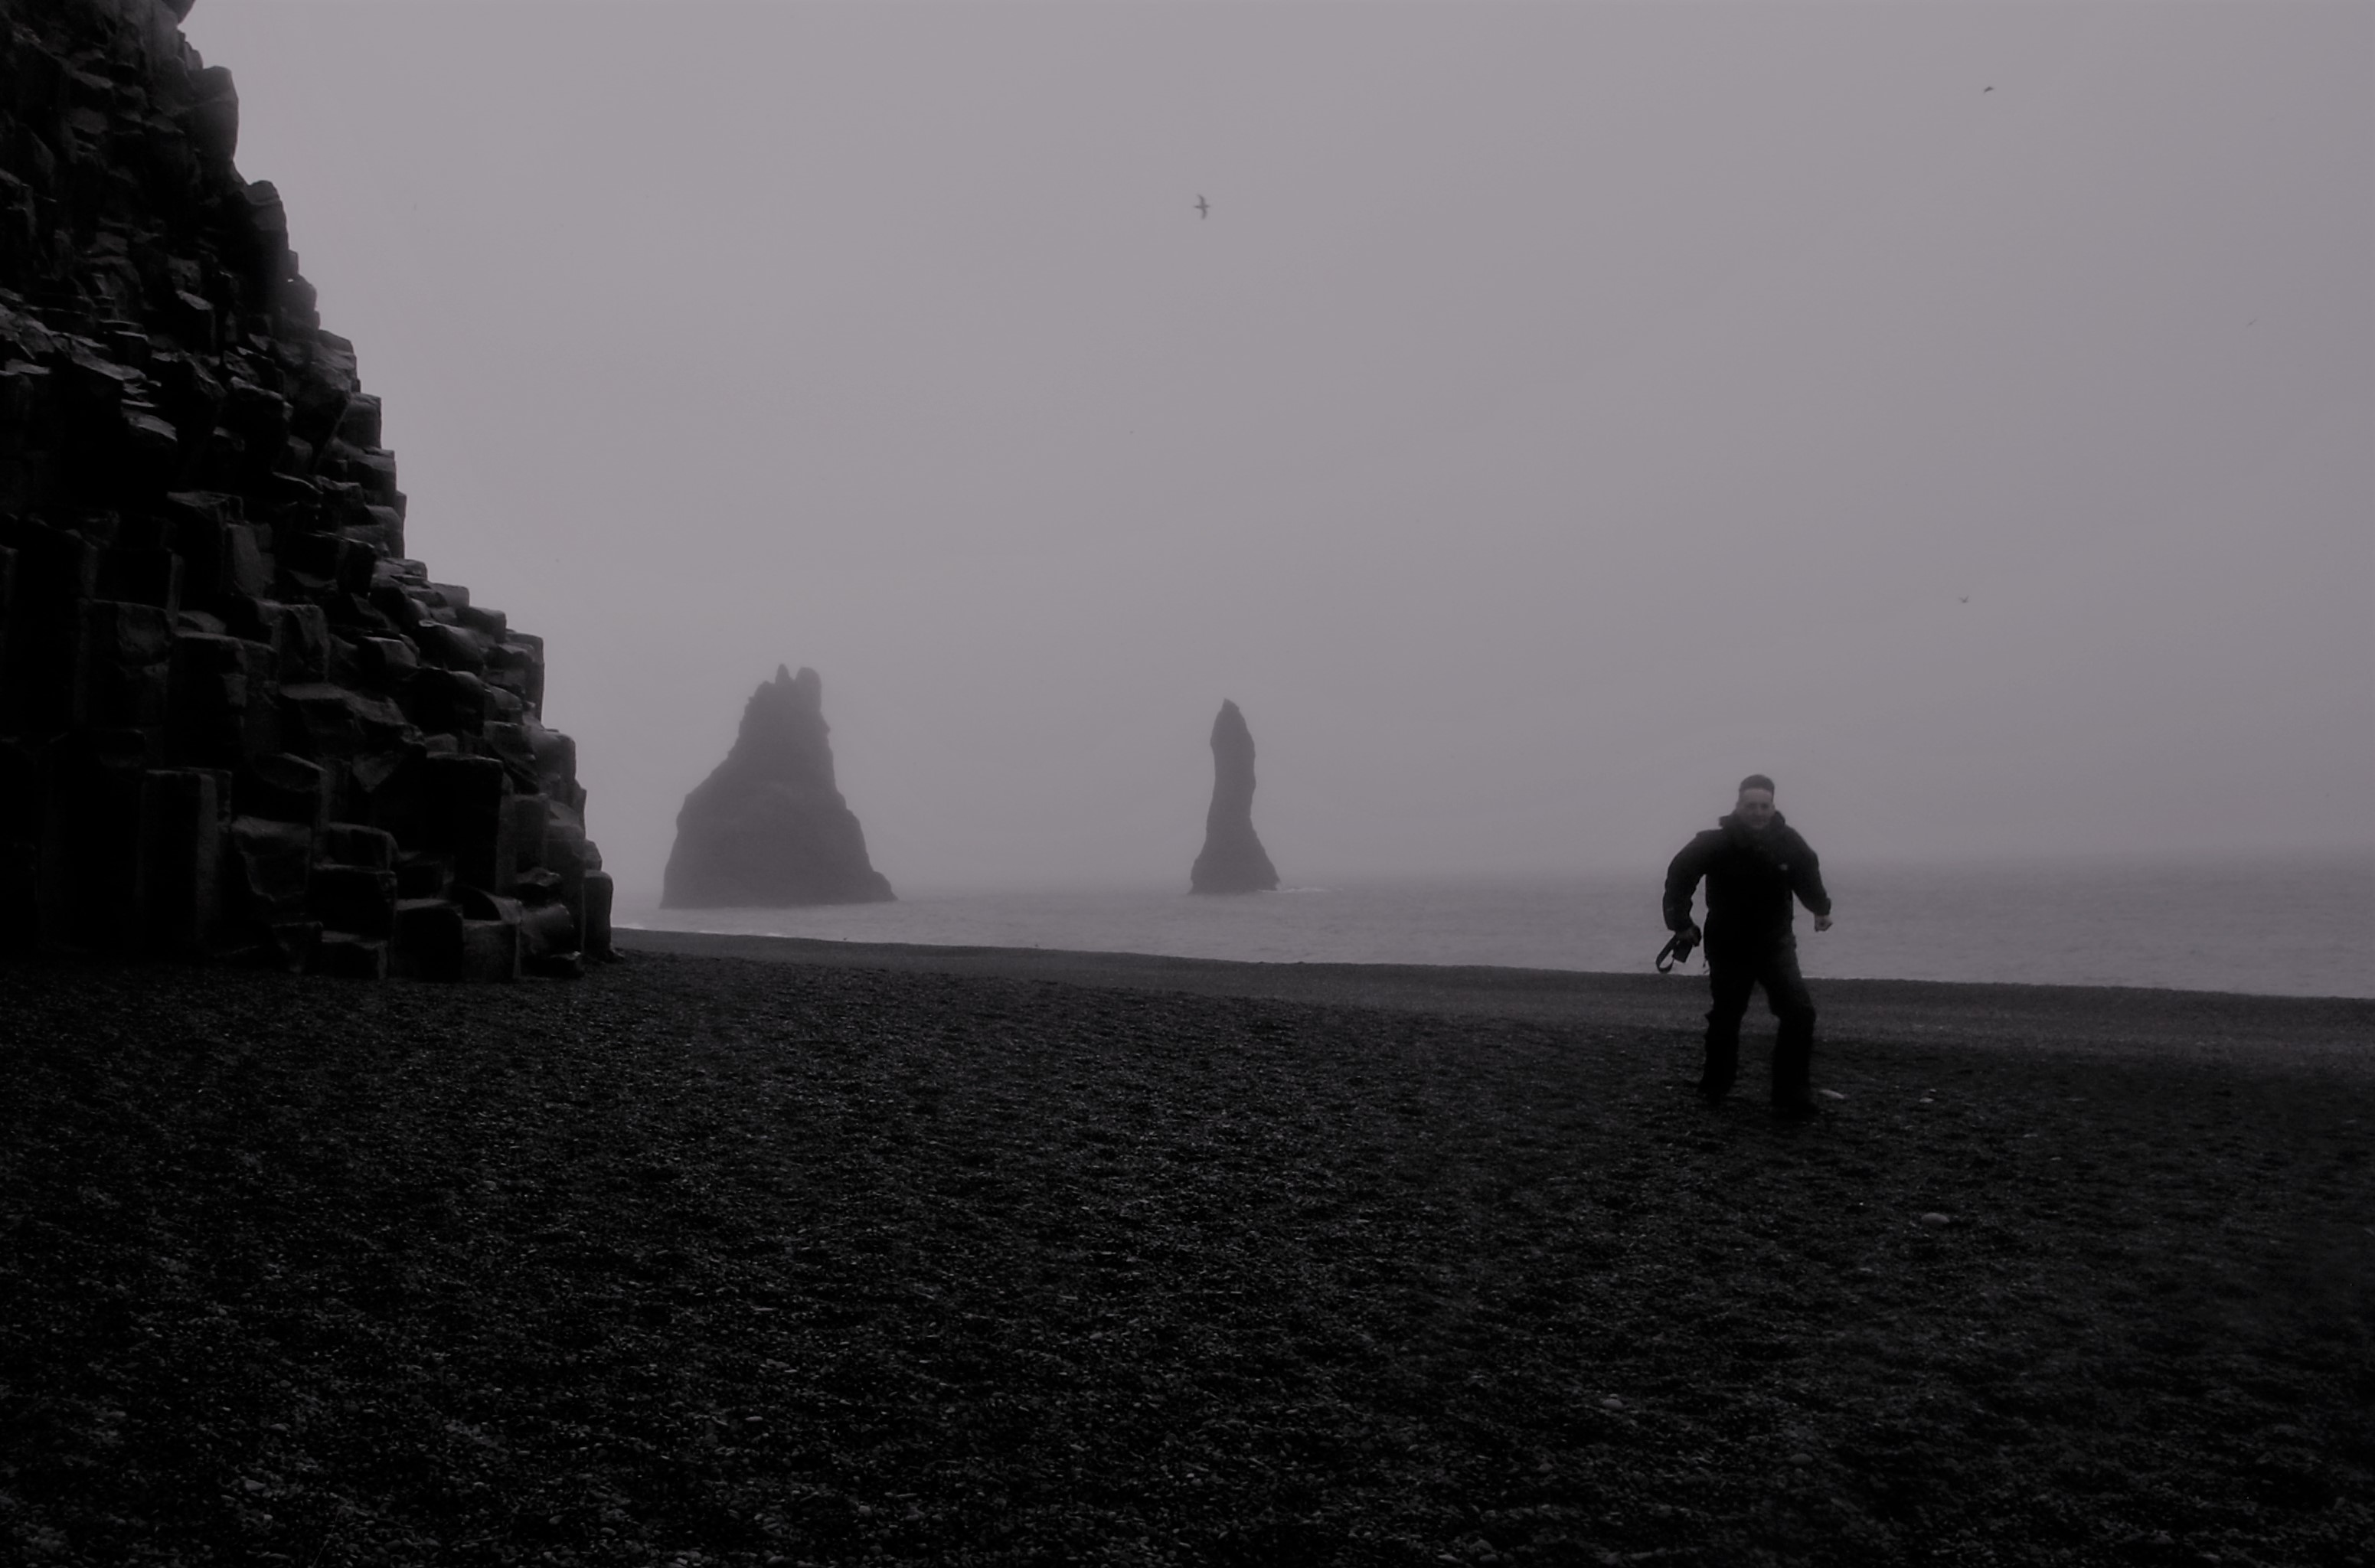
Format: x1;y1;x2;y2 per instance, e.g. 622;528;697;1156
1195;194;1210;218
1958;596;1970;604
1983;85;1994;93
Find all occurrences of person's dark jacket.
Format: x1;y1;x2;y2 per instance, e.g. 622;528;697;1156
1664;812;1831;952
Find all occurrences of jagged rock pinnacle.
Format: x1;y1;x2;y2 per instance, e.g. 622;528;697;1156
1190;699;1279;894
662;666;893;907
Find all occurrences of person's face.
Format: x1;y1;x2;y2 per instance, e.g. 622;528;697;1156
1735;788;1776;831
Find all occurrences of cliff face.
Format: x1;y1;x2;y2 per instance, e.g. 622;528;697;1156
1190;699;1278;894
0;0;609;978
662;665;893;908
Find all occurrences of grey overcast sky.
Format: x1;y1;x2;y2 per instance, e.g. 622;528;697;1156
180;0;2371;903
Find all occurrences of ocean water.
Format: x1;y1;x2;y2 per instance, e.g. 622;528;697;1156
622;854;2373;1000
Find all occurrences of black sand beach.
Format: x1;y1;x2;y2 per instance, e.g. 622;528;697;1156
2;938;2369;1566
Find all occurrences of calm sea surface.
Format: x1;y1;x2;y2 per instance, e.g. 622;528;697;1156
622;855;2373;1000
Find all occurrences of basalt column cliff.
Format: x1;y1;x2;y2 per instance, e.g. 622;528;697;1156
0;0;611;978
1190;699;1279;894
663;665;893;908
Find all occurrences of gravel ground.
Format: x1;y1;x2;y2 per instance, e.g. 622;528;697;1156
2;946;2369;1567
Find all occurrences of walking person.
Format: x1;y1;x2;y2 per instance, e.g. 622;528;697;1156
1663;775;1834;1113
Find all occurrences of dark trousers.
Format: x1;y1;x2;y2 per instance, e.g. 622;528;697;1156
1702;939;1816;1103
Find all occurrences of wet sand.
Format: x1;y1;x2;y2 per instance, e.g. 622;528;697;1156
622;927;2375;1066
2;939;2368;1566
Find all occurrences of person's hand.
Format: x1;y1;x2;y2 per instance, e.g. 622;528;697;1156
1814;914;1833;933
1682;922;1702;945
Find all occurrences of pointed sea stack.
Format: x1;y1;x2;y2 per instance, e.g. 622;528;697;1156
1190;699;1279;894
662;666;893;907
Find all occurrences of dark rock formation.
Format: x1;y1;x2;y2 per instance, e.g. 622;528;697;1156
662;665;893;908
1190;699;1278;894
0;0;610;978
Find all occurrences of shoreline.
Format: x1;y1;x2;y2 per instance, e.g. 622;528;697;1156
613;855;2375;1006
619;926;2375;1071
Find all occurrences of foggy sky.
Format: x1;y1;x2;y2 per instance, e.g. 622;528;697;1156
179;1;2373;904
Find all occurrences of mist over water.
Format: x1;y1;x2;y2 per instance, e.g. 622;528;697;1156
627;853;2374;1000
181;2;2373;912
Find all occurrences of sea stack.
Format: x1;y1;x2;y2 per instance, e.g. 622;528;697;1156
662;666;893;907
1190;699;1279;894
